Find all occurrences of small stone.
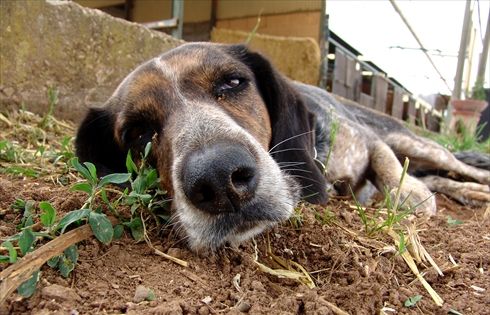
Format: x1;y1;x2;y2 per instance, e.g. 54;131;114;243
42;284;81;303
198;306;210;315
1;87;15;98
133;285;153;303
201;296;212;304
236;300;251;313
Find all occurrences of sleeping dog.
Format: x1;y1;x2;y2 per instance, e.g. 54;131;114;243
76;43;490;251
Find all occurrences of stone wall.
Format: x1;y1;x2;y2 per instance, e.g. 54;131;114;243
0;0;183;121
211;28;320;85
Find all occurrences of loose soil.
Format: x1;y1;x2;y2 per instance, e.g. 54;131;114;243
1;111;489;315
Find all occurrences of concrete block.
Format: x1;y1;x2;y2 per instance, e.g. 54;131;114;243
0;0;183;121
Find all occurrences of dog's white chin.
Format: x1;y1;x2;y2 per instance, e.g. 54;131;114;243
186;221;277;253
176;196;296;253
226;223;271;246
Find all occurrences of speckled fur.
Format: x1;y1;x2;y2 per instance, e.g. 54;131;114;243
76;43;489;252
296;82;490;214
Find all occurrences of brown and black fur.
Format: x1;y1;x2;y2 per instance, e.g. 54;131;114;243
76;43;490;251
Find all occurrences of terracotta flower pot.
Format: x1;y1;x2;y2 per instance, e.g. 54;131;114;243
450;99;488;133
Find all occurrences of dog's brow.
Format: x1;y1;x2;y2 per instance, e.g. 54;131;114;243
152;58;189;105
153;58;179;82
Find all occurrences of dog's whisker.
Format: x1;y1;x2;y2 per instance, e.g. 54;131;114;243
269;148;309;155
277;161;307;167
281;168;313;174
169;234;191;248
163;220;180;229
268;130;314;153
289;174;325;186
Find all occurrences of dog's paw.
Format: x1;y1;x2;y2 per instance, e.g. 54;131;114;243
450;185;490;206
420;175;490;207
397;176;437;217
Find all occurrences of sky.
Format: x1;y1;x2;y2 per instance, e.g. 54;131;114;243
326;0;489;98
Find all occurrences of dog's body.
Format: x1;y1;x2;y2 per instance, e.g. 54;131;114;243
76;43;490;252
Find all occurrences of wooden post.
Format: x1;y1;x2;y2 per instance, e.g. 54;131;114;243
359;93;374;109
345;57;361;101
373;74;388;113
332;50;347;97
391;87;404;119
408;98;417;125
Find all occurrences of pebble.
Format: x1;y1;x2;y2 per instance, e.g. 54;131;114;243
42;284;81;303
198;306;210;315
133;285;153;303
236;300;251;313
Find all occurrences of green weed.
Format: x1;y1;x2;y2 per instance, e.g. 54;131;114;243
0;140;21;163
471;77;486;101
351;158;414;236
289;206;304;230
1;136;170;297
39;87;58;129
68;141;170;243
1;200;64;297
447;216;463;226
404;295;422;307
245;10;263;45
429;122;490;153
314;207;336;225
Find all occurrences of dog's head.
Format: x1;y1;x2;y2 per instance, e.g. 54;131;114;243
75;43;327;251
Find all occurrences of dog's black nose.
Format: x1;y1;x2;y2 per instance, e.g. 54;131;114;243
182;143;258;214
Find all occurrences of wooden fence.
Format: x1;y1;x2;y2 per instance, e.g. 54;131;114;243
328;48;443;132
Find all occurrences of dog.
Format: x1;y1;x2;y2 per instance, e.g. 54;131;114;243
75;43;490;251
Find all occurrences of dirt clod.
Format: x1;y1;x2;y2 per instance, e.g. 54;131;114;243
41;284;81;303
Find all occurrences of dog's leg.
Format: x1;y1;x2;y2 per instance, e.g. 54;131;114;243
420;175;490;206
385;134;490;185
369;141;437;215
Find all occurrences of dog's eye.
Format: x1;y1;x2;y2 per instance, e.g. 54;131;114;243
217;77;246;93
222;78;241;90
122;124;156;150
123;125;145;144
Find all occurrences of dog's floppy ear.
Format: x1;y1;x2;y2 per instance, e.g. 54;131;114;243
228;45;328;204
75;107;126;176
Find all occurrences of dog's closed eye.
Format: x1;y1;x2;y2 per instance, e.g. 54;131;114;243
122;124;148;144
121;119;159;156
214;76;248;98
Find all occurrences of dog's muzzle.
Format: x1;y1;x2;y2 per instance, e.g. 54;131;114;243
181;142;259;215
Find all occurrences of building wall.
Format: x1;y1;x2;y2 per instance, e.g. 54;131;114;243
76;0;212;23
131;0;212;23
216;11;321;42
211;28;321;85
216;0;321;19
75;0;322;41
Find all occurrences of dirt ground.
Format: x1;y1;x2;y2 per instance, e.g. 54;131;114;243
1;111;489;315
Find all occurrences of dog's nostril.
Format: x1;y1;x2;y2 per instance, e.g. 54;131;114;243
194;183;215;204
231;167;256;194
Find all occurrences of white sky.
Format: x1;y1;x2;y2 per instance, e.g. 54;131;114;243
326;0;490;97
